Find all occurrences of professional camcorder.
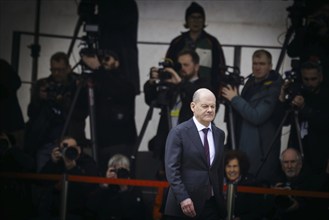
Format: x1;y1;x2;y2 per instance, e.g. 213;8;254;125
283;60;304;103
156;58;181;81
221;65;244;87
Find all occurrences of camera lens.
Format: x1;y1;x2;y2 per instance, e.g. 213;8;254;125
62;147;79;160
116;168;130;178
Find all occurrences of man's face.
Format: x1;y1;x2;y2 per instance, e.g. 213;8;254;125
50;59;71;83
225;158;240;182
186;12;204;32
178;54;199;80
281;150;302;178
301;68;322;92
252;54;272;81
190;91;216;127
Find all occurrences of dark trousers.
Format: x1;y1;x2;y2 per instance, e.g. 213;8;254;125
164;197;222;220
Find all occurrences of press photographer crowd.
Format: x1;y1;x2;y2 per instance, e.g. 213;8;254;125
1;0;328;220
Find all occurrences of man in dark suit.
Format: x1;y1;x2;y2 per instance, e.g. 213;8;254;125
164;88;227;220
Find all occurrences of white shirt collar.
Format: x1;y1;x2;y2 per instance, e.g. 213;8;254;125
193;116;212;132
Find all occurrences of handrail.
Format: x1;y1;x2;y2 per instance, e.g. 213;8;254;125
1;172;328;199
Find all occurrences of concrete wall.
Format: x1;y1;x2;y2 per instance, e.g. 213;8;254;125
0;0;293;151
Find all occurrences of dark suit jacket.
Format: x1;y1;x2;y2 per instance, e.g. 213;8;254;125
164;118;227;218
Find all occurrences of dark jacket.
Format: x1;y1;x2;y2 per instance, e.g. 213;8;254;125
164;119;227;218
166;30;226;94
93;68;137;148
230;71;283;183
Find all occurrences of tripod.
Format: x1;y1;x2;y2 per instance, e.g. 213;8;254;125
59;65;99;164
130;86;173;176
255;106;304;178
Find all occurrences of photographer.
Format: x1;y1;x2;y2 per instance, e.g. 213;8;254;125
279;61;329;178
287;2;329;87
81;50;137;175
25;52;88;172
85;154;147;220
39;136;98;219
144;49;212;171
221;49;283;184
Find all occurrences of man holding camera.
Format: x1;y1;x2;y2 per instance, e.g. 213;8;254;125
221;49;283;184
81;50;137;175
144;49;212;167
25;51;88;172
40;136;98;219
279;61;329;179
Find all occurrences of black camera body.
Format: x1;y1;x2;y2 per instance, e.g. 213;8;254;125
283;65;304;103
114;167;130;179
157;59;175;81
61;143;79;161
221;66;244;87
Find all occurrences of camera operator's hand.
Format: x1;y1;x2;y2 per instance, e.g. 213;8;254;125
81;54;101;70
279;81;290;102
291;95;305;109
51;147;62;163
100;166;118;188
163;67;182;85
221;85;238;101
149;67;160;84
106;166;118;179
148;67;182;85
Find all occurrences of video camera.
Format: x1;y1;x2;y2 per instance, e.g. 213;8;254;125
283;59;304;103
156;58;181;81
221;65;245;87
79;22;99;55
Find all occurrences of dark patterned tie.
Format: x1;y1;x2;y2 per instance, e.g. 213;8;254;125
202;128;210;165
202;128;212;199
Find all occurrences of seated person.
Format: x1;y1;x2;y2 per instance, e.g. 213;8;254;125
86;154;147;220
270;148;329;219
224;149;265;220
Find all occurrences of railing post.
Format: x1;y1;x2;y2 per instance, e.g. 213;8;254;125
226;182;236;220
60;173;69;220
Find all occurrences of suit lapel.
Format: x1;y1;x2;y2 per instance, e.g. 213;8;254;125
211;125;221;169
186;119;208;164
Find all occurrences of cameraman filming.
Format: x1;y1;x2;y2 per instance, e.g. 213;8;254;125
25;52;88;172
287;2;329;87
144;49;213;178
279;61;329;178
81;50;137;175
